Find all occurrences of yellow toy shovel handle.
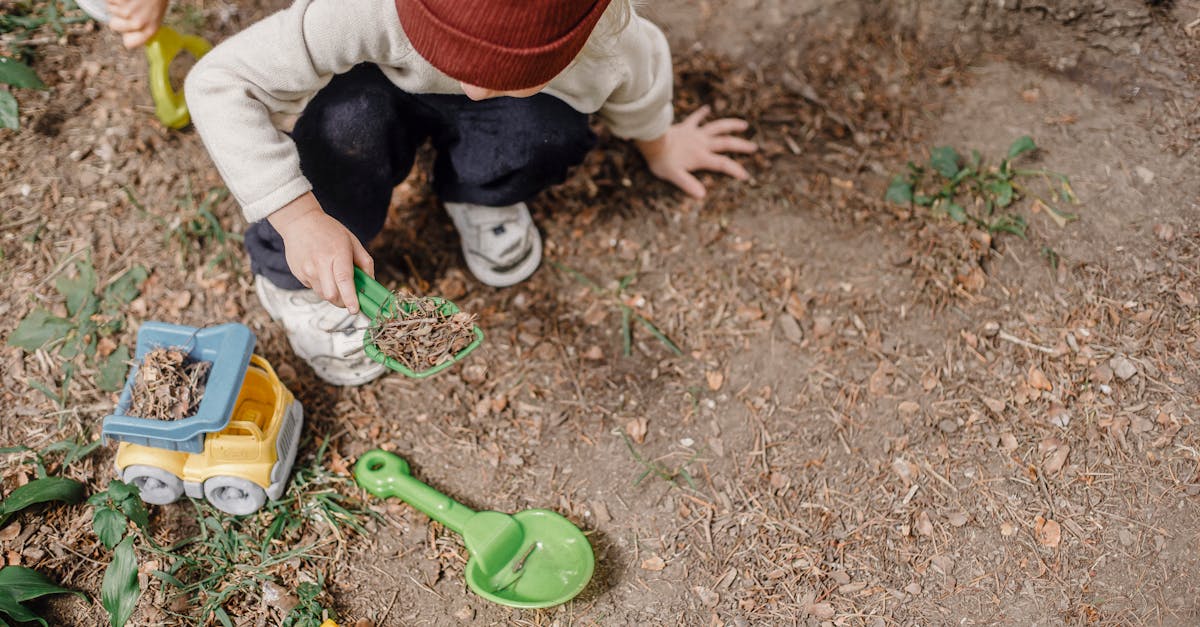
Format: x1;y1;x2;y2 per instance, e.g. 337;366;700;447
144;26;212;129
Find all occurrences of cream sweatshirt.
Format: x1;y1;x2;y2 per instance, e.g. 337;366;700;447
184;0;675;223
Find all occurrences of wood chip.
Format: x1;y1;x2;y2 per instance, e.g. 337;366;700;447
369;293;477;371
129;347;212;421
640;555;666;571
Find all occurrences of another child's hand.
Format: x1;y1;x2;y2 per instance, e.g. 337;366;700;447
105;0;168;49
267;192;374;314
635;105;758;199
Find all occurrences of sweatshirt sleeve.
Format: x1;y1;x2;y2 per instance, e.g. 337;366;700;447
595;16;674;142
184;0;408;223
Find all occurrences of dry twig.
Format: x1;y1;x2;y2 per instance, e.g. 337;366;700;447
129;347;211;421
369;293;477;371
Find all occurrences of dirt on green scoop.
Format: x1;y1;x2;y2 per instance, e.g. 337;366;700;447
368;293;478;371
128;347;212;421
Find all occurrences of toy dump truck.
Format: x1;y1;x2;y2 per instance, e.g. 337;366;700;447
101;322;302;515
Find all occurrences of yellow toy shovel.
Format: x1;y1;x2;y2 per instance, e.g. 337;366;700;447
76;0;212;128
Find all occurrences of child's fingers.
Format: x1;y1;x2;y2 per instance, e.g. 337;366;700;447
708;136;758;155
122;29;153;49
333;258;359;314
683;105;712;128
352;239;375;280
669;169;707;199
700;154;750;181
702;118;750;136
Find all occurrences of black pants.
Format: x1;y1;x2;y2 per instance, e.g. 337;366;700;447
245;64;596;289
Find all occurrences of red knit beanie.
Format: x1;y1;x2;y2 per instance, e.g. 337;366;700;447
396;0;614;91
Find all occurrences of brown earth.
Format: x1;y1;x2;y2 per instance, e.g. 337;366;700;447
2;0;1199;625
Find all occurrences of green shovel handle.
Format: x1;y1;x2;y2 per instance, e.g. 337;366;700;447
353;267;393;320
144;26;212;129
354;450;476;534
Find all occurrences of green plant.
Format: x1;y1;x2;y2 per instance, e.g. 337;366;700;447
127;184;243;273
2;434;104;477
0;0;90;129
0;54;44;129
0;475;86;528
88;480;148;627
0;565;87;626
552;261;683;357
7;257;148;404
0;474;89;625
282;579;335;627
169;185;243;271
618;430;698;488
149;439;368;626
885;136;1078;237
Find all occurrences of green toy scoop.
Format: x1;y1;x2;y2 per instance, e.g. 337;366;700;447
353;268;483;378
354;450;594;608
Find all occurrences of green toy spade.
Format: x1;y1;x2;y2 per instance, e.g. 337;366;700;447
354;450;594;608
353;267;484;378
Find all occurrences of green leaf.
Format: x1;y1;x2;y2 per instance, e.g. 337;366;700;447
620;306;632;357
0;56;44;89
102;266;149;307
0;566;86;602
1007;135;1037;159
0;588;45;627
0;91;17;130
93;507;127;550
97;345;131;392
929;146;961;179
117;494;149;531
7;309;73;351
913;194;934;207
26;379;62;407
0;477;87;528
884;175;913;205
106;480;137;503
989;214;1028;237
55;262;98;317
101;536;140;627
945;202;968;224
986;180;1014;208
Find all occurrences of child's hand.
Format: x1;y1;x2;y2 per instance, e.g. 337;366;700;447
105;0;168;49
268;192;374;314
635;105;758;199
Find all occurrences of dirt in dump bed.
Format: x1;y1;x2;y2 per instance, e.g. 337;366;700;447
128;347;212;421
368;293;478;371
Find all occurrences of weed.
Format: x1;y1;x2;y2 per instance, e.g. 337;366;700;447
886;136;1078;237
145;438;365;625
282;579;335;627
552;261;683;357
124;184;244;273
617;430;698;489
7;256;148;405
0;0;89;128
0;433;102;477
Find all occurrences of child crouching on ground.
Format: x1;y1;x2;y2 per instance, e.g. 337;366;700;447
185;0;757;386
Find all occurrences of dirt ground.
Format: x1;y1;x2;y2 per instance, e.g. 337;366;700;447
3;0;1200;625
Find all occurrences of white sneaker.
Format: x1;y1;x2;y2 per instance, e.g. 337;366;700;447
254;276;386;386
445;201;542;287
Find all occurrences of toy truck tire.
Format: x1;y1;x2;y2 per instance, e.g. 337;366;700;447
123;465;185;505
203;476;267;516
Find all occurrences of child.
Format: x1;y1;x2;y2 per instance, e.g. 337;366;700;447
83;0;169;48
185;0;757;386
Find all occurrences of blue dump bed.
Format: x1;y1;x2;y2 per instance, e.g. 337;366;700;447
102;322;254;453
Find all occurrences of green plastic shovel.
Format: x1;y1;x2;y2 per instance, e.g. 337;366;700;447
354;450;594;608
353;267;483;378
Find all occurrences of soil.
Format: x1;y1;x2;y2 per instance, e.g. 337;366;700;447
2;0;1199;625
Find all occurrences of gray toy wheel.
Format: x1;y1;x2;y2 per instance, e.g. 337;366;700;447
203;476;267;515
123;465;184;505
